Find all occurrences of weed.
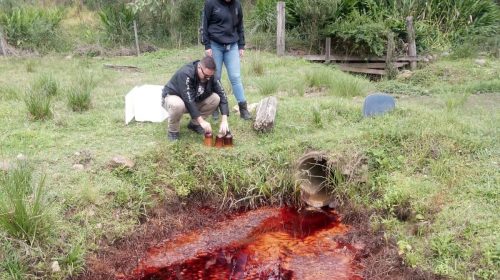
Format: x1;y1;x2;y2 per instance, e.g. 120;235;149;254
0;163;52;245
61;241;85;276
0;86;20;101
444;93;469;111
25;61;36;73
24;87;52;120
305;67;331;88
33;73;59;97
0;241;26;280
250;58;264;76
257;77;278;96
67;74;95;112
312;106;323;128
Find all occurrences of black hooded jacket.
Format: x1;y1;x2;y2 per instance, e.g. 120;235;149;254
201;0;245;50
162;61;229;119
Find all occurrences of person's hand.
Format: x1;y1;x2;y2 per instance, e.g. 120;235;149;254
239;49;244;58
219;115;229;135
198;118;212;134
205;49;213;57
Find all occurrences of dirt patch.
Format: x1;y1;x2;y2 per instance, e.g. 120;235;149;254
77;194;443;280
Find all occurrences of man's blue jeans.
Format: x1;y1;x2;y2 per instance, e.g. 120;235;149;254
211;41;246;103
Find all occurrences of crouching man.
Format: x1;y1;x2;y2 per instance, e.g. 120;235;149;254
162;56;230;141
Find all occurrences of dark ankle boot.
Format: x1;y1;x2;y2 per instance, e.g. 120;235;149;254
238;101;251;120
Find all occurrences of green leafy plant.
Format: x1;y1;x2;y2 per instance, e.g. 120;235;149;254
99;3;135;44
0;6;64;51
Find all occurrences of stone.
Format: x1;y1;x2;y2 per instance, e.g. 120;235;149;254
441;51;450;57
397;70;413;79
362;94;396;117
0;161;11;172
232;102;258;113
72;164;85;170
475;59;486;66
16;153;27;161
51;261;61;273
108;155;135;169
301;190;333;208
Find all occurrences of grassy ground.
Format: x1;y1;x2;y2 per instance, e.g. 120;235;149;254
0;48;499;279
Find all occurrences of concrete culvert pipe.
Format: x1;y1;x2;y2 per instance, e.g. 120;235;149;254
295;151;335;208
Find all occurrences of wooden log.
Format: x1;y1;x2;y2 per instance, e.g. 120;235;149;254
325;37;331;63
276;2;285;56
103;64;141;72
253;97;278;133
406;16;417;70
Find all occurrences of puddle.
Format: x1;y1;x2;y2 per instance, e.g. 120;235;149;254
123;207;364;280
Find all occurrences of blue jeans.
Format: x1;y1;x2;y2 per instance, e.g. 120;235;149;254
211;41;246;103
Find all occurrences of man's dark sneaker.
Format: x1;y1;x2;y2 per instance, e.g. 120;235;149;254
187;122;205;134
212;109;219;121
168;131;179;141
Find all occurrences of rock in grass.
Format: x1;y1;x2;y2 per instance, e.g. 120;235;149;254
475;59;486;66
108;155;135;170
0;161;11;172
51;261;61;272
72;164;85;171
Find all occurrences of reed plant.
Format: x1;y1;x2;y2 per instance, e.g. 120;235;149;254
67;74;95;112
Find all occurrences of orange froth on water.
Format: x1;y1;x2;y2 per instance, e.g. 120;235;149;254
126;208;364;280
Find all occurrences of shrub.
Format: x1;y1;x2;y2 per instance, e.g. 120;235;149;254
24;87;52;120
0;163;52;245
98;3;135;44
0;6;64;51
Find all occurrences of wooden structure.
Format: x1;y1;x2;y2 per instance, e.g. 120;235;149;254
303;17;422;76
253;97;278;133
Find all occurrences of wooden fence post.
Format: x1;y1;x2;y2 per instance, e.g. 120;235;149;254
276;1;285;56
325;37;331;64
133;20;140;57
406;16;417;70
0;28;6;56
385;32;397;79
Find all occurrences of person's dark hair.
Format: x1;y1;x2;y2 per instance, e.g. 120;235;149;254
200;56;216;71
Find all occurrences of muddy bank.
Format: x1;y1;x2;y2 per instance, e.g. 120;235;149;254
77;198;442;280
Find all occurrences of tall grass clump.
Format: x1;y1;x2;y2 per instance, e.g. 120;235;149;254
67;75;95;112
33;73;59;97
0;6;64;51
24;87;52;120
330;75;369;97
257;77;279;96
305;67;333;89
0;163;52;245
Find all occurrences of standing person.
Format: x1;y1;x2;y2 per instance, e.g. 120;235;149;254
162;56;230;141
201;0;251;120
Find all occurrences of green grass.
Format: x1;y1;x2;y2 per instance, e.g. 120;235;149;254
0;163;52;245
0;48;498;279
24;87;53;120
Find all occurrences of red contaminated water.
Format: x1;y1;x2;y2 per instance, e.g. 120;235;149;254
124;207;364;280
